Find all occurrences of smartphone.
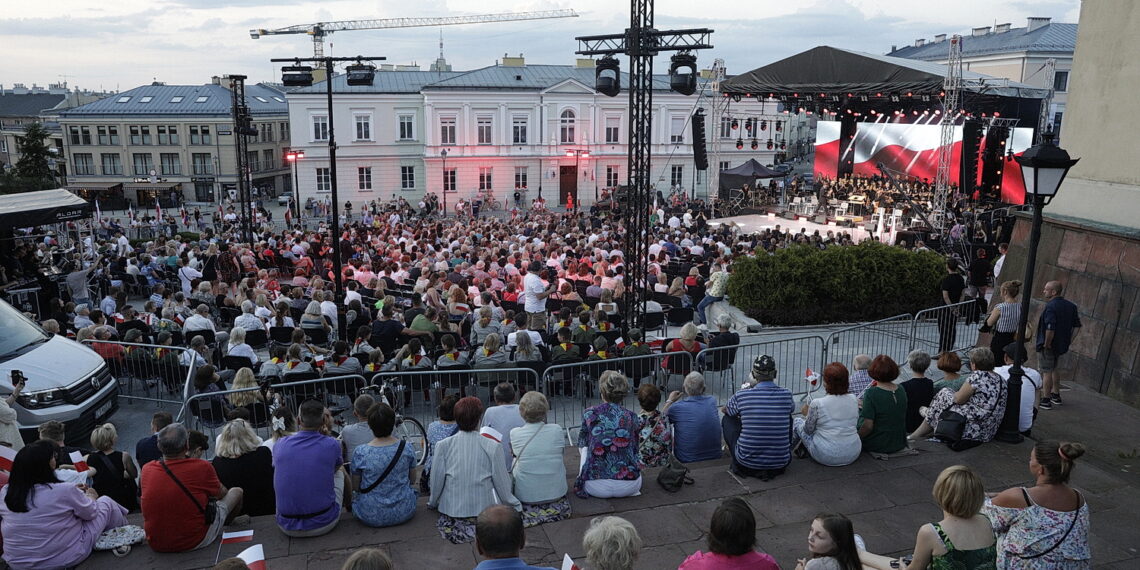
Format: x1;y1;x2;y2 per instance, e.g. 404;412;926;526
890;556;913;568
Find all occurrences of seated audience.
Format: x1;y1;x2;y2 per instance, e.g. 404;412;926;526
212;419;275;517
89;422;139;512
859;355;909;454
910;347;1008;445
679;497;780;569
994;343;1043;436
351;402;417;528
482;382;526;469
932;351;964;393
848;354;872;397
274;400;347;537
339;394;377;467
794;513;862;570
901;350;935;433
509;391;570;526
793;362;861;467
722;355;794;480
474;504;557;570
583;516;642;570
575;371;643;498
422;393;460;494
663;372;723;463
635;384;673;468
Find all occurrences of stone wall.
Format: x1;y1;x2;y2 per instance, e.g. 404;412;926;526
1001;212;1140;408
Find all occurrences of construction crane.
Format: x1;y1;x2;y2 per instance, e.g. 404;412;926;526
251;10;579;58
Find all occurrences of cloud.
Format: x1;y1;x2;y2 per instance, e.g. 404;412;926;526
0;13;157;37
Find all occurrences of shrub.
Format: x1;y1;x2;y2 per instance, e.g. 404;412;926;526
727;242;945;326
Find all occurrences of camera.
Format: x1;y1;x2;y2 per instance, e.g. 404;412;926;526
10;370;26;387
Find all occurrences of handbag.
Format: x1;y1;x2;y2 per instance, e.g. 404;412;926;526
933;410;967;443
656;453;694;493
359;440;407;494
509;424;544;474
158;459;217;524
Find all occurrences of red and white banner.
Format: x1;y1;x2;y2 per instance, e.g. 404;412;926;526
222;530;254;544
480;426;503;443
0;446;16;471
237;544;266;570
69;450;89;472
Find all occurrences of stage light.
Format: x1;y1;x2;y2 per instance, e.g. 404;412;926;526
775;121;782;132
906;92;913;97
665;53;697;95
889;93;901;103
760;120;767;131
751;139;758;150
795;107;803;116
281;64;314;87
766;140;774;150
731;94;741;102
994;112;1001;117
345;62;377;86
736;138;744;150
859;94;869;102
595;56;621;97
922;94;932;102
1007;150;1014;161
744;118;753;133
780;141;786;150
731;119;739;130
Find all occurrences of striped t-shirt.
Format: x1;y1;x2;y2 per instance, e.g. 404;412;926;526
725;382;795;470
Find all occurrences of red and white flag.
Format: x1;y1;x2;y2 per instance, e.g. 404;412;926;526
155;202;163;222
69;450;89;472
221;530;254;544
0;446;16;471
562;554;581;570
94;199;102;223
128;203;136;222
479;426;502;443
180;205;189;226
237;544;266;570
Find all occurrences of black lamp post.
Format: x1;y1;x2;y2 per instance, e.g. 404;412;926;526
995;132;1079;443
440;148;449;218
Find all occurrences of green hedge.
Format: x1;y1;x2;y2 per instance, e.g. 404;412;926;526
726;242;945;326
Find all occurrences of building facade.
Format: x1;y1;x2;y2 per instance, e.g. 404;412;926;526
889;17;1076;133
0;83;108;181
58;79;291;209
286;57;806;210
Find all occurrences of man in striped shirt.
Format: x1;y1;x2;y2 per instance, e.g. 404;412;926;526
722;355;795;481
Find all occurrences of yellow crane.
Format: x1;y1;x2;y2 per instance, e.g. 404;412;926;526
251;10;579;58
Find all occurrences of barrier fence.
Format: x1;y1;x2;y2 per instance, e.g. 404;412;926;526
696;335;828;402
824;314;916;374
83;339;196;407
540;351;688;427
911;299;985;356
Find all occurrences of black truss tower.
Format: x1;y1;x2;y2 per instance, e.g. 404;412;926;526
575;0;711;327
228;75;255;245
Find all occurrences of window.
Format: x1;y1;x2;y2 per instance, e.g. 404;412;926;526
312;115;329;141
263;149;275;170
398;114;415;140
159;153;181;175
139;96;153;103
358;166;373;190
512;116;528;144
1053;71;1069;92
605;165;619;187
72;153;94;175
170;96;184;104
129;126;152;145
192;153;213;175
253;96;268;103
259;123;274;143
605;116;621;144
1053;111;1064;133
97;126;120;145
315;167;331;192
719;161;730;171
247;150;260;172
443;168;457;192
133;153;154;176
157;125;178;145
477;116;493;145
670;116;685;143
280;122;290;142
479;167;493;190
68;126;92;145
670;164;684;187
116;96;131;103
272;96;285;103
400;166;416;190
195;95;209;103
439;116;456;145
719;117;733;139
354;114;372;141
189;125;211;145
101;153;122;175
560;109;576;144
514;166;528;189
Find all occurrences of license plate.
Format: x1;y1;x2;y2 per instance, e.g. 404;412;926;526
94;399;114;419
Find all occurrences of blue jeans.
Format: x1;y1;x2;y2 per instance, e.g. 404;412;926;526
696;294;723;324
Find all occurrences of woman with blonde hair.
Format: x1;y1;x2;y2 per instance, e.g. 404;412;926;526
472;333;508;366
212;418;275;516
983;280;1023;358
860;465;996;569
89;423;138;511
227;367;265;408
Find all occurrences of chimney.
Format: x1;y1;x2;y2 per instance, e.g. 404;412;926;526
1027;17;1051;32
972;26;991;37
934;34;946;42
501;54;525;67
576;58;596;68
915;38;926;47
995;23;1011;33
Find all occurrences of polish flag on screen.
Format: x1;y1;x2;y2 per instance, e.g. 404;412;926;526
237;544;266;570
0;446;16;471
222;530;254;544
562;554;581;570
69;451;89;472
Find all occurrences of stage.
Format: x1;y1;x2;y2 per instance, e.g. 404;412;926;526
709;209;876;242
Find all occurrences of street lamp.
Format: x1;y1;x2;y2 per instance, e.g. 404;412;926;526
565;148;589;210
440;148;449;217
284;149;304;224
996;132;1079;443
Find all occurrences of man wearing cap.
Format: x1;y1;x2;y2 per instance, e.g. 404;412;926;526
994;343;1043;436
522;261;556;333
721;355;795;480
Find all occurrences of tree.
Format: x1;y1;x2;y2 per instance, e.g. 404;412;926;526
2;123;57;194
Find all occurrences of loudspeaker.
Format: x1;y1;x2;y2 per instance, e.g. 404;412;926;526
960;120;984;194
691;110;709;171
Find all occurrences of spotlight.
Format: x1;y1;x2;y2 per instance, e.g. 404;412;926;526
858;94;869;102
669;52;698;95
281;64;314;87
780;140;786;150
345;62;376;86
736;138;744;150
766;140;773;150
889;93;901;103
775;121;782;132
731;119;739;130
760;120;767;131
731;94;742;102
595;56;621;97
750;139;758;150
744;118;753;133
1006;149;1014;161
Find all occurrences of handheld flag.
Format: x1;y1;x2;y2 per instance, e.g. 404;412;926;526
804;367;819;387
128;203;136;222
0;446;16;471
69;450;89;472
94;199;102;223
155;202;163;222
222;530;254;544
479;426;503;443
236;544;266;570
562;554;581;570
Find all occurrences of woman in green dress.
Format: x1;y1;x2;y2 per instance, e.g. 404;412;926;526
860;465;997;569
858;355;909;454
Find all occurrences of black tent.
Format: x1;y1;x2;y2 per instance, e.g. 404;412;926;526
0;188;91;229
719;159;782;191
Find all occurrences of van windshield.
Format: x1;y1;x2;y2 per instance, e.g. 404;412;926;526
0;301;49;358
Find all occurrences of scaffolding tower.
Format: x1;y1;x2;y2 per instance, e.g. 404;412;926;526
933;35;963;231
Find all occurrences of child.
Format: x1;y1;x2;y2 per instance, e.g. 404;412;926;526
421;393;460;494
571;310;594;344
622;328;651;357
435;333;468;366
795;514;863;570
551;327;581;362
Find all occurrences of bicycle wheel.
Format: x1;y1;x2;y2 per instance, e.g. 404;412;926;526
490;200;502;211
394;416;428;466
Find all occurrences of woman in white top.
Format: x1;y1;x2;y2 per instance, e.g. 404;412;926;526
793;362;861;467
509;391;572;525
227;326;260;365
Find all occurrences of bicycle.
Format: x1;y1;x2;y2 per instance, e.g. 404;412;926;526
476;188;502;212
358;381;429;466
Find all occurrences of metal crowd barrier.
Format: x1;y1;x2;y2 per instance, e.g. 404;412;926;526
695;335;827;402
823;314;915;373
83;339;196;407
359;367;541;428
911;299;983;357
541;351;691;429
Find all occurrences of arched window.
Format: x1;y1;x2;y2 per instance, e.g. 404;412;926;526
560;109;576;144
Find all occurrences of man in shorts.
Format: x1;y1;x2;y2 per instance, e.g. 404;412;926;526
1036;281;1081;409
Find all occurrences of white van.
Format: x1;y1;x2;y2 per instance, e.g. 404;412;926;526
0;299;119;445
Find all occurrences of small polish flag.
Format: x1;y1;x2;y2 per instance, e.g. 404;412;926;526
0;446;16;471
237;544;266;570
615;338;627;350
479;426;502;443
804;367;819;386
69;450;89;472
561;553;581;570
222;530;254;544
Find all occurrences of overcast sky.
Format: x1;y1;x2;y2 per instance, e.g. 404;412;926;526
3;0;1080;92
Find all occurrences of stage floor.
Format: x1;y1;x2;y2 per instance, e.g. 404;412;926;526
709;211;875;242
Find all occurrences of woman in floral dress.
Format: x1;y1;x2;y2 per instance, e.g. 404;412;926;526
910;347;1007;443
635;384;673;468
575;371;643;498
